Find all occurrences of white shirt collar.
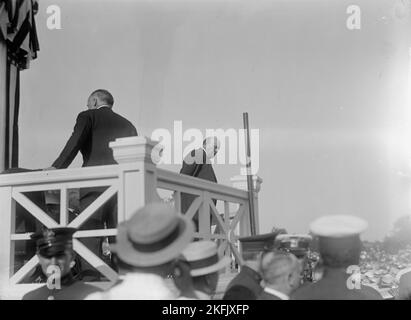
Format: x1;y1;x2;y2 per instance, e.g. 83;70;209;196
194;290;211;300
97;105;110;109
263;287;290;300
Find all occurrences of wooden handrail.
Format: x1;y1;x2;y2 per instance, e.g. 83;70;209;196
0;137;261;298
157;168;249;200
0;164;122;187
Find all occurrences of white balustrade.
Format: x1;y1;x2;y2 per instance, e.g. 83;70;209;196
0;136;261;299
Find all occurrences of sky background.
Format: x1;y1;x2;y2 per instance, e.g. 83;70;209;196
19;0;411;240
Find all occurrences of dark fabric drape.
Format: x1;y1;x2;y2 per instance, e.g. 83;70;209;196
0;0;39;171
4;61;19;169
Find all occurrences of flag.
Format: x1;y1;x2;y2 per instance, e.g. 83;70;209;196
0;1;10;40
0;0;39;171
7;0;39;70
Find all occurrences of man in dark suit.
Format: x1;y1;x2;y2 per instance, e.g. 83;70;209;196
223;251;263;300
51;89;137;169
48;89;137;278
258;251;302;300
179;137;220;231
292;215;383;300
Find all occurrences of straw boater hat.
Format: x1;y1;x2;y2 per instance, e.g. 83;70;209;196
111;203;194;267
182;240;231;277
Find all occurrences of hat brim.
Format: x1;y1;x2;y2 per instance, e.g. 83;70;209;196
190;256;231;277
111;215;194;267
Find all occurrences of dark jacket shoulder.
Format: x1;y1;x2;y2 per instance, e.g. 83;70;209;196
223;267;263;300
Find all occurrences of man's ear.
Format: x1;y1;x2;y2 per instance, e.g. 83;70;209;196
288;272;294;287
69;251;76;269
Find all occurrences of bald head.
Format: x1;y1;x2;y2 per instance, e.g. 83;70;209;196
87;89;114;109
203;136;220;159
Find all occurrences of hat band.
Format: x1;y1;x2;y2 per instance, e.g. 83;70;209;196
128;224;181;253
188;253;219;272
37;239;73;248
38;241;73;257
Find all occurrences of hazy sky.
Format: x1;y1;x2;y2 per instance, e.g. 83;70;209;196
19;0;411;240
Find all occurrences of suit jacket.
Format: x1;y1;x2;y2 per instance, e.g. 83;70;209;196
223;266;263;300
180;148;217;214
180;148;217;183
52;107;137;169
291;268;383;300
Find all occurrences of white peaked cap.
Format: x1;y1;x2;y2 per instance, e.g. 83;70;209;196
309;215;368;238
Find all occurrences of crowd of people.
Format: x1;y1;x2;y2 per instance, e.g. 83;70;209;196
20;204;411;300
6;89;411;300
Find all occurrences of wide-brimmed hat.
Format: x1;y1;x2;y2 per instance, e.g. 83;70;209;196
111;203;194;267
182;240;231;277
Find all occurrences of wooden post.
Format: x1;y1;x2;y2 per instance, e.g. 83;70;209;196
231;175;262;236
0;186;15;297
198;192;211;240
243;112;257;235
110;136;160;221
0;41;7;172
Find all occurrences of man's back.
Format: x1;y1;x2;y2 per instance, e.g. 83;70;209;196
292;268;382;300
53;107;137;168
223;266;263;300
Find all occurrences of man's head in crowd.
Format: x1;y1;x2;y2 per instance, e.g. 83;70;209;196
31;227;77;279
309;215;367;269
87;89;114;110
111;203;194;277
182;240;230;298
319;236;362;268
260;251;302;296
203;136;220;159
242;251;263;273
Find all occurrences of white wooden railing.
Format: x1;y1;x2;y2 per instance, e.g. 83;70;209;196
0;136;262;299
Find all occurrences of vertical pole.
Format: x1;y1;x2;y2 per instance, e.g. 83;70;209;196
0;186;14;297
60;187;68;225
0;41;7;172
243;113;256;235
199;192;211;240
